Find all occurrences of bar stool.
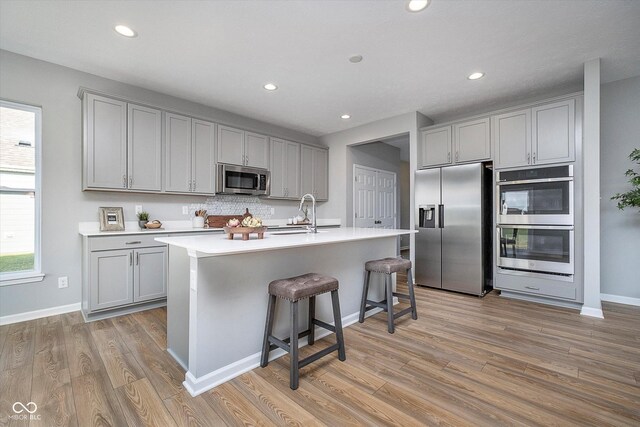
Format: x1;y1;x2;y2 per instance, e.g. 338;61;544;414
260;273;346;390
359;257;417;333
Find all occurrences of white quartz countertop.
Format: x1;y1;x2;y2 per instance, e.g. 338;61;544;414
78;219;340;237
155;227;416;257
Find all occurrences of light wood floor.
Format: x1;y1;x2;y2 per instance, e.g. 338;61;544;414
1;279;639;426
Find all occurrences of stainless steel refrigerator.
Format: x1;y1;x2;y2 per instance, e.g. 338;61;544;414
415;163;492;296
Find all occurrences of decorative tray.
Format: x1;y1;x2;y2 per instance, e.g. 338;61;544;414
223;226;267;240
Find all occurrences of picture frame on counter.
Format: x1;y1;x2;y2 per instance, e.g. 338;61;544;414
98;207;125;231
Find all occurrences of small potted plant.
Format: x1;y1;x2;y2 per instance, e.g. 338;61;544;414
137;211;149;229
611;148;640;212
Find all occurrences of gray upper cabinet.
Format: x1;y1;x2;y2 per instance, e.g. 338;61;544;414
454;118;491;163
165;113;215;194
494;99;575;169
301;144;329;201
493;109;532;169
532;99;575;165
165;113;192;192
245;132;269;169
191;119;216;194
83;92;161;191
270;138;300;199
128;104;162;191
218;125;269;168
217;125;244;166
84;94;127;189
420;126;452;168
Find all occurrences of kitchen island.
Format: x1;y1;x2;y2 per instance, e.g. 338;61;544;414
155;227;415;396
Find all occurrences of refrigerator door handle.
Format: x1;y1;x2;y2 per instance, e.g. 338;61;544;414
438;204;445;228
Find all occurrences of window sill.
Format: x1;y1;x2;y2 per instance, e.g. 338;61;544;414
0;273;45;287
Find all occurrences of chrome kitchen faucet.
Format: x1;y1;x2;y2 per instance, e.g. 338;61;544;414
299;193;317;233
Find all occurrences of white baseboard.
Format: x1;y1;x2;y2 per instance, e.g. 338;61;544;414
580;306;604;318
182;308;378;397
600;293;640;307
0;302;81;326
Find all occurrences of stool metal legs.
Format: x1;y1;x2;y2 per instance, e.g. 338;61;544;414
359;268;418;334
290;301;299;390
261;292;346;390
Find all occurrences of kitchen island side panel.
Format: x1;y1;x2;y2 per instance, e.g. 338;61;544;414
189;237;395;383
166;246;190;370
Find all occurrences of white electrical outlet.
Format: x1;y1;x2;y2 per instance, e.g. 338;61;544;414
182;206;189;215
58;276;68;288
135;205;143;215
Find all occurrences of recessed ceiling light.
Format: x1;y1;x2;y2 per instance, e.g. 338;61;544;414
263;83;278;91
341;114;351;120
406;0;430;12
468;72;485;80
114;25;137;38
349;55;363;63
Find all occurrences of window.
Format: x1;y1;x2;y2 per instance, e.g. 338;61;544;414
0;100;43;285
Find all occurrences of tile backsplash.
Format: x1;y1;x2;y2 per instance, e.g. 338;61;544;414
189;195;273;219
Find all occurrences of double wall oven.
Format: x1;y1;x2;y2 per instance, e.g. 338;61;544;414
496;165;574;276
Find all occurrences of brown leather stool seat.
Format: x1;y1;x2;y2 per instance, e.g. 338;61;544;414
261;273;346;390
359;257;417;333
365;257;412;275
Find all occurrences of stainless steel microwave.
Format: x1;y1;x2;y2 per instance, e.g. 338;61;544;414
216;164;270;196
496;165;573;225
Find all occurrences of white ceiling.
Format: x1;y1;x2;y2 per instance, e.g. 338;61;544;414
1;0;639;137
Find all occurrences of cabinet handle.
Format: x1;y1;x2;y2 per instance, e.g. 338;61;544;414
129;252;133;266
245;155;248;165
136;252;139;265
448;152;451;162
125;241;142;245
524;286;540;291
129;176;132;187
455;151;459;162
533;152;536;164
527;153;531;164
122;175;127;188
192;180;196;191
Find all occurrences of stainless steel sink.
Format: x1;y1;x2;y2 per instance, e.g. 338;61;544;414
270;230;327;235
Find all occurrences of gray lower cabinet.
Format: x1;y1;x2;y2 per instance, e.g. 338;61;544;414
84;234;167;317
269;138;301;199
301;144;328;201
165;112;216;194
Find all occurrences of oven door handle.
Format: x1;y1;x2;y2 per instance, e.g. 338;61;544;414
497;177;573;185
496;225;574;231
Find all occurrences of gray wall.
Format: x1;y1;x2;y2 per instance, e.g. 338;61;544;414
0;50;322;318
348;142;401;228
600;74;640;299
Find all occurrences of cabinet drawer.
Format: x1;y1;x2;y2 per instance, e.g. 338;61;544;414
496;275;576;300
89;234;167;251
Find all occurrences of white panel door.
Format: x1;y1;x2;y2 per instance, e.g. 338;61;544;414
164;113;192;192
377;171;396;229
192;119;216;194
354;166;376;228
